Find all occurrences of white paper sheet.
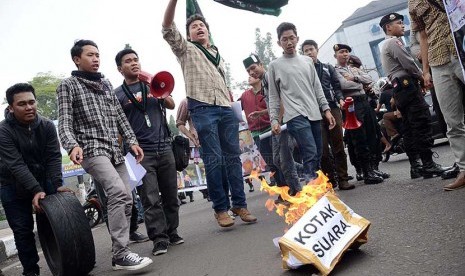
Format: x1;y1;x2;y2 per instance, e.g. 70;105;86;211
231;101;245;122
125;153;146;191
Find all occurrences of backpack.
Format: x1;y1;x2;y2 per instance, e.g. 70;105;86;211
172;135;190;172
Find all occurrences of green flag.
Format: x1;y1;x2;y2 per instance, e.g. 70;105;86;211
186;0;204;18
213;0;288;16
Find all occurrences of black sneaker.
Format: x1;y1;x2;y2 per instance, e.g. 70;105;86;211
169;234;184;245
112;252;153;271
152;241;169;256
129;231;149;243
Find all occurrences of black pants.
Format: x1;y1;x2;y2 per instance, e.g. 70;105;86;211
394;82;434;156
253;135;285;185
345;95;381;167
1;192;39;275
0;180;56;275
137;150;179;244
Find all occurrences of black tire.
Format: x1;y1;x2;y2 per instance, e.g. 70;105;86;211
37;192;96;276
83;201;102;228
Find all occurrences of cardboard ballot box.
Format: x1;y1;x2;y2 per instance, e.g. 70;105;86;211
278;194;370;275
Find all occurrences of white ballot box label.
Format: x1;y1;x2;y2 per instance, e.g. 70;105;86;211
279;194;370;275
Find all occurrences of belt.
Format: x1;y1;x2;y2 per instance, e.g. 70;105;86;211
392;76;418;89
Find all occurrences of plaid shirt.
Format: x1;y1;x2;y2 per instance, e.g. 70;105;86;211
409;0;457;66
57;76;138;165
162;22;231;107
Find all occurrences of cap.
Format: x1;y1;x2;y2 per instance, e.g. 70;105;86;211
379;13;404;28
243;54;261;69
333;44;352;52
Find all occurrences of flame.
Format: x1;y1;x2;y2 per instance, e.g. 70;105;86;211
257;170;334;225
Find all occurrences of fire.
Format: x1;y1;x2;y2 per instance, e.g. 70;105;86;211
256;170;334;225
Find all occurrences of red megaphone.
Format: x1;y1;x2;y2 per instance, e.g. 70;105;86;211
342;97;362;129
138;71;175;99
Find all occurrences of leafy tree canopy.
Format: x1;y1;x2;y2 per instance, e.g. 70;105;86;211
28;72;63;120
168;114;179;136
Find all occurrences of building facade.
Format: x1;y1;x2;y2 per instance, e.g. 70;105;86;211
317;0;410;79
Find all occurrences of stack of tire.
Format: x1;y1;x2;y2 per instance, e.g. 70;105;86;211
37;192;95;276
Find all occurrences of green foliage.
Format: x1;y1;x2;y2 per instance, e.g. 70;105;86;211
168;114;179;136
229;27;276;92
234;80;249;91
254;28;276;70
28;72;63;120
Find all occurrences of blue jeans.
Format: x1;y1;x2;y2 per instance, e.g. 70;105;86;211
1;180;56;275
191;106;247;212
287;115;322;181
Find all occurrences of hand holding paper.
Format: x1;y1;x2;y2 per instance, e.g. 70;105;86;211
125;153;147;191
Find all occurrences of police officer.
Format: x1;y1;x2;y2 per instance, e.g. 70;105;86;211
334;43;385;185
379;13;447;179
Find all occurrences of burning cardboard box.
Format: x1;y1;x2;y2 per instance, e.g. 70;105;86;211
259;171;370;275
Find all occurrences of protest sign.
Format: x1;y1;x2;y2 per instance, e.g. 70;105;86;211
278;193;370;275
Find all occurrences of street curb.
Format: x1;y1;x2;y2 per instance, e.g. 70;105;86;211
0;235;16;263
0;221;9;231
0;231;40;264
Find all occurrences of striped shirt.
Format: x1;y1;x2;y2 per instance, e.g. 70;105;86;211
162;22;231;107
57;75;138;165
409;0;457;66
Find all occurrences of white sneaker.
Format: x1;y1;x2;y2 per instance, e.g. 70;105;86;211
112;252;153;271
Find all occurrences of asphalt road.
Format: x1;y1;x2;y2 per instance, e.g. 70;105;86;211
1;140;465;276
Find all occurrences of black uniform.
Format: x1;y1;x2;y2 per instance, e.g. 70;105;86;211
335;64;384;184
381;34;446;178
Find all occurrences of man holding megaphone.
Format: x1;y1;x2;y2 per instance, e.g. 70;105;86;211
114;48;183;257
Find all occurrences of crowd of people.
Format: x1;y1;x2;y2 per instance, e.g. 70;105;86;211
0;0;464;275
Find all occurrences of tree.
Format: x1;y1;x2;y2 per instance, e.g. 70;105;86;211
28;72;63;120
168;114;179;136
229;28;276;92
254;28;277;69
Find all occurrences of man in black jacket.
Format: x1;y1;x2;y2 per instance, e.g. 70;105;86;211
301;40;354;190
0;83;70;276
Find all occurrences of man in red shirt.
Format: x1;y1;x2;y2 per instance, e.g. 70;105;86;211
239;75;285;187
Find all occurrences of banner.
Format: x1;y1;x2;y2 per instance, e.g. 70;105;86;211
61;160;85;178
444;0;465;79
177;147;207;190
239;129;266;176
